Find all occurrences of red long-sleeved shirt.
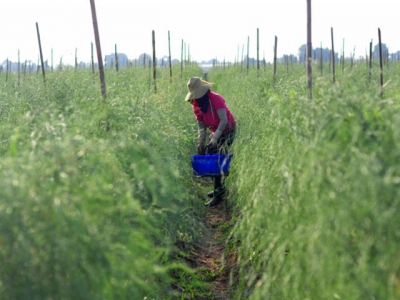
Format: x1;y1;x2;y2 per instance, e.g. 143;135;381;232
192;91;236;134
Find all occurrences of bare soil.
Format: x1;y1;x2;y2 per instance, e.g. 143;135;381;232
187;179;239;299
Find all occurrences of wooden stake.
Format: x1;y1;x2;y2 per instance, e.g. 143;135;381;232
36;22;46;82
320;42;323;75
168;31;172;82
180;39;183;78
5;58;8;83
241;44;244;72
91;42;95;74
115;44;119;71
90;0;106;99
75;48;78;70
183;42;186;66
257;28;260;76
369;41;372;78
152;30;157;93
378;28;383;91
306;0;312;99
18;50;21;87
342;39;345;74
274;35;278;83
246;36;249;75
331;27;335;83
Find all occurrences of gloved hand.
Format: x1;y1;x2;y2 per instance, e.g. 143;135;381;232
210;135;218;147
197;122;206;155
205;143;217;154
208;132;219;147
205;140;217;155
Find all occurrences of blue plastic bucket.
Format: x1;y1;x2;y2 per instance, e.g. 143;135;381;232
190;153;233;177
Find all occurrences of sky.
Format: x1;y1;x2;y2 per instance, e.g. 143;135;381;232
1;0;399;66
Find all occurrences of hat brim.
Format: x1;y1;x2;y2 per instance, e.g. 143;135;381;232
185;83;210;101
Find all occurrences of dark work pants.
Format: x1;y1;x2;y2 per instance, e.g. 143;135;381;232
212;129;236;192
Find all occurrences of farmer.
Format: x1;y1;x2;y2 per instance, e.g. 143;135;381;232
185;77;236;207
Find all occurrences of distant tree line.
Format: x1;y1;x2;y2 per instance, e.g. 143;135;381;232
297;43;394;64
2;43;400;72
0;53;183;72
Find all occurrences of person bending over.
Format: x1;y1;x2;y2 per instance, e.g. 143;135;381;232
185;77;236;207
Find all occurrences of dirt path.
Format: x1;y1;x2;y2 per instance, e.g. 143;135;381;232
189;180;238;299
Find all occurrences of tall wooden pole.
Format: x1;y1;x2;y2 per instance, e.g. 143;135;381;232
378;28;383;91
246;36;249;75
5;58;8;83
369;41;372;79
91;42;95;74
257;28;260;76
18;50;21;87
320;42;323;75
331;27;335;83
36;22;46;83
342;39;345;74
306;0;312;99
90;0;106;99
274;35;278;83
115;44;119;71
241;44;244;72
75;48;78;70
180;39;183;78
184;43;187;65
152;30;157;93
168;31;172;82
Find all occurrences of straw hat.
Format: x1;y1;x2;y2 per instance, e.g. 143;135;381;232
185;77;210;101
